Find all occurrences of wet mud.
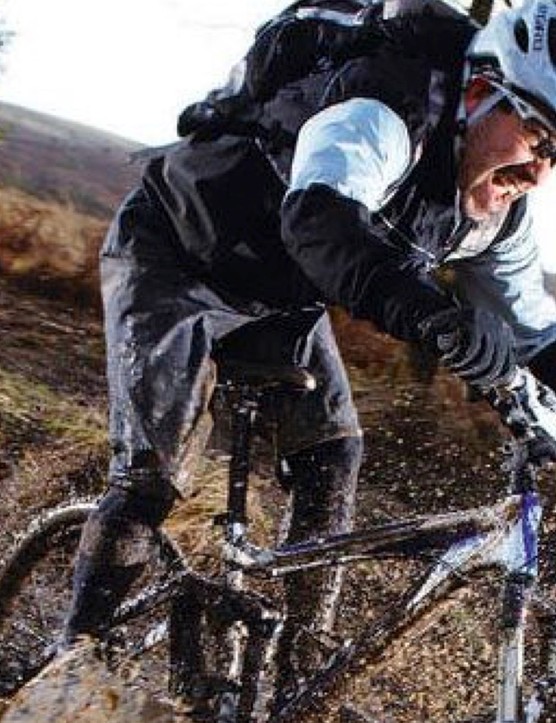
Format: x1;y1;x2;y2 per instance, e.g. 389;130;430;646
2;290;556;721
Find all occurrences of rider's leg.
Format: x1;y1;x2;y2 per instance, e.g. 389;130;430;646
273;311;363;694
64;477;175;641
64;188;250;642
275;435;362;687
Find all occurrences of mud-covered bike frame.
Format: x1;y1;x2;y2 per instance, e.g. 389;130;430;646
167;362;556;723
1;363;556;722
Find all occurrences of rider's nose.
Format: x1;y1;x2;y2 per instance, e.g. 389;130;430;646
529;156;553;187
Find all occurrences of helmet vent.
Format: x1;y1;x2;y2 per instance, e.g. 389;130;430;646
549;18;556;67
514;18;529;53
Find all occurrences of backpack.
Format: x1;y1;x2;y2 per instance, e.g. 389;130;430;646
176;0;474;150
176;0;390;142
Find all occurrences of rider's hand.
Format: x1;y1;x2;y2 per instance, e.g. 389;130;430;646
526;429;556;466
419;306;516;389
489;369;556;466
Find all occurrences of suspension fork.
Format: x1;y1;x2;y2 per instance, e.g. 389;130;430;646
497;573;534;723
496;490;541;723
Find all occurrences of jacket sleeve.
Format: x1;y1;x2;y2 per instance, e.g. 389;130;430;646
282;184;457;340
281;98;456;341
451;205;556;364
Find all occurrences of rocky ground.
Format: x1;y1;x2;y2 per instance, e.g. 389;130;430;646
1;277;555;722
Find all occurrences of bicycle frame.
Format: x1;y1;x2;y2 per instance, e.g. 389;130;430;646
251;487;547;722
195;382;556;722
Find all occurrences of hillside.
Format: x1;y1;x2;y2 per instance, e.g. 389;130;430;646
0;103;149;306
0;102;143;219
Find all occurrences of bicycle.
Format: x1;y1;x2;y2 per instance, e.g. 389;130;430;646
2;316;556;722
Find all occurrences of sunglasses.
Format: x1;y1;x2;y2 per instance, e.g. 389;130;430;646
486;78;556;163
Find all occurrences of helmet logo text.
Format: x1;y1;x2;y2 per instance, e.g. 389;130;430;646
533;3;549;51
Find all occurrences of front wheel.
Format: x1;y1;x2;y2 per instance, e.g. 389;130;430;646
0;500;181;700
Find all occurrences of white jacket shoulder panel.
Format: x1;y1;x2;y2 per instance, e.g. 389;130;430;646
289;97;412;212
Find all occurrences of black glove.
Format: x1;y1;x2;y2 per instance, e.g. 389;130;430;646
526;428;556;465
419;306;517;389
528;339;556;390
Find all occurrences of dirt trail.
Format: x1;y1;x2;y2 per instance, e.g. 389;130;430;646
2;280;554;722
0;277;107;559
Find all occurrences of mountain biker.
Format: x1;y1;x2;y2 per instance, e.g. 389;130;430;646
64;0;556;700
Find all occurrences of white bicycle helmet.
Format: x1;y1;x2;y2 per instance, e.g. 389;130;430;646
466;0;556;132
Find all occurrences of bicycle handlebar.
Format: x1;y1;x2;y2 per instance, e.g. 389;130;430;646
488;367;556;466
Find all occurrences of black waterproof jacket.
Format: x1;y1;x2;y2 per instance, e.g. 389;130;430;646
141;13;528;342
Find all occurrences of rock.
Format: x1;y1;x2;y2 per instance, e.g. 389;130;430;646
0;639;178;722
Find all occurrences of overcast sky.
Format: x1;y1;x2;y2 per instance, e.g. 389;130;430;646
1;0;286;145
2;0;556;269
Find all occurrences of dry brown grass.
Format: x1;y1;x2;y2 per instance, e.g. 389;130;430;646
0;186;106;307
167;455;280;575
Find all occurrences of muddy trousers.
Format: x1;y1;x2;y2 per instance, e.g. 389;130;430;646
276;435;363;692
64;436;361;682
63;482;176;641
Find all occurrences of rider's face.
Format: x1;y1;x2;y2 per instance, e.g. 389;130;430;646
459;84;554;222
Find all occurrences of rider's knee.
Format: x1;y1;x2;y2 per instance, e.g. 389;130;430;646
277;434;363;493
106;448;177;527
78;481;176;568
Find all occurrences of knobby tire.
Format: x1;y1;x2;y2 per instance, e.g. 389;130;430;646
0;500;181;702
